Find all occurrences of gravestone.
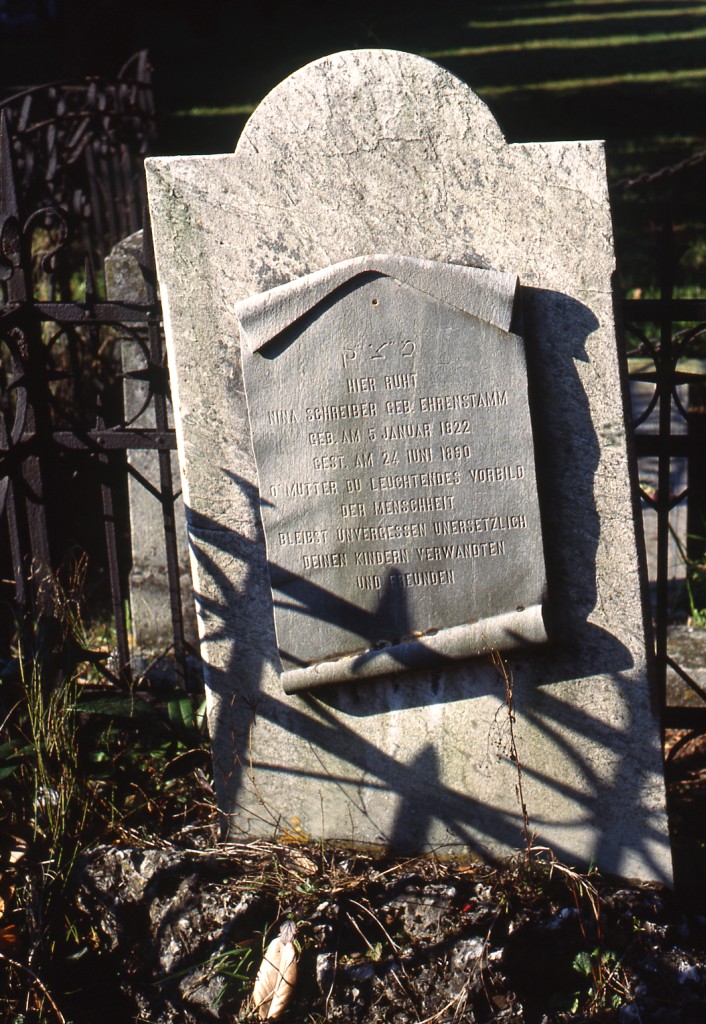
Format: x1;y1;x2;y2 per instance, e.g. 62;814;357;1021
146;50;671;882
104;233;197;652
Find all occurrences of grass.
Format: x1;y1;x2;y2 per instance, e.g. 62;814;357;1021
426;25;706;60
482;67;706;98
107;0;706;302
173;104;255;118
0;570;702;1018
3;0;705;150
465;4;706;31
0;559;214;1018
0;567;690;1021
2;2;706;301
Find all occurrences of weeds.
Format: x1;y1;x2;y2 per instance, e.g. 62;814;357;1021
0;607;681;1022
667;520;706;627
487;653;634;1016
213;945;256;1009
571;946;631;1013
685;549;706;628
4;561;92;932
157;942;256;1008
0;558;213;1021
525;846;632;1013
491;650;532;853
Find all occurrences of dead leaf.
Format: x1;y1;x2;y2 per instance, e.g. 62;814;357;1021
252;921;298;1020
279;817;309;844
0;877;14;923
8;837;27;866
0;923;18;952
287;851;318;877
0;833;27;868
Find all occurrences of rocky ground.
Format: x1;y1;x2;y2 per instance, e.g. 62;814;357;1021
60;834;706;1024
31;678;702;1024
3;658;706;1023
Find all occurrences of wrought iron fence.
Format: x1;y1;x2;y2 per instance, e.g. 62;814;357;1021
622;229;706;728
0;50;155;271
0;88;190;690
611;140;706;730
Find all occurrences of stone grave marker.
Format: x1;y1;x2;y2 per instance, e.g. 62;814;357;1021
146;49;671;882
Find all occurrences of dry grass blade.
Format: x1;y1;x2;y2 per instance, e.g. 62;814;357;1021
0;952;66;1023
252;921;298;1020
532;846;601;920
348;897;400;952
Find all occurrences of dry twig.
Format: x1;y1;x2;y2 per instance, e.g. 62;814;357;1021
0;951;66;1023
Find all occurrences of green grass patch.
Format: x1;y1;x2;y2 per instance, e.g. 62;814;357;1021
465;3;706;31
537;0;704;7
2;0;706;302
482;66;706;97
174;104;255;118
426;24;706;59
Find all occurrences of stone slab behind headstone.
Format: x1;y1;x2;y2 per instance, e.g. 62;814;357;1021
105;233;197;652
146;50;671;882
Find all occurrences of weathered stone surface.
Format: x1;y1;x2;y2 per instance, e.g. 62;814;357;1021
105;233;197;652
146;49;671;881
238;255;548;690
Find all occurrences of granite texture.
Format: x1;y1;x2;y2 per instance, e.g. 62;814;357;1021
146;49;671;882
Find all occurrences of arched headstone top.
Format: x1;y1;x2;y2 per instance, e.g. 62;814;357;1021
236;49;507;159
148;49;611;299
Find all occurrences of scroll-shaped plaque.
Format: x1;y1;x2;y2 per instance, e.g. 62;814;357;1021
237;255;548;693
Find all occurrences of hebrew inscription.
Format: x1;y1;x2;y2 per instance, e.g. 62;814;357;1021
237;256;548;691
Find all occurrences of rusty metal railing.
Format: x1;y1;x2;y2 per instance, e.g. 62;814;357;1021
0;51;155;270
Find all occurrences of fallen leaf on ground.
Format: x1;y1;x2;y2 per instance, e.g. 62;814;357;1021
252;920;298;1019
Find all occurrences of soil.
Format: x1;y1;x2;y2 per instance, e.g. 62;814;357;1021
56;724;706;1022
3;707;706;1023
60;833;706;1024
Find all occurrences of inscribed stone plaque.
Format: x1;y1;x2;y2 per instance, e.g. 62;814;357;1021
238;255;548;691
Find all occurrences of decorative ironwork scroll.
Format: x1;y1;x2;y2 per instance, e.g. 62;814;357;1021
0;51;155;269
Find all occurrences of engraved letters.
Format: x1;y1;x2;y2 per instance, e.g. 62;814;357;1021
238;255;548;685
